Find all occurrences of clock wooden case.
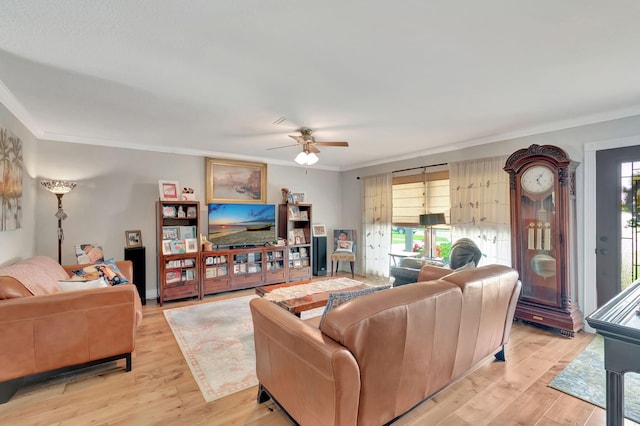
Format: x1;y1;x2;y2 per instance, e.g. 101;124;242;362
504;144;583;337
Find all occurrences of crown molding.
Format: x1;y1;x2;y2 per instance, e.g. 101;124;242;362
39;130;340;171
0;79;44;138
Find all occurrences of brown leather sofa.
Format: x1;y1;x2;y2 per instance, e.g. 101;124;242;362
250;264;521;425
0;256;143;403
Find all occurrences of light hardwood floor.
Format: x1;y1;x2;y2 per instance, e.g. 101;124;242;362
0;274;634;425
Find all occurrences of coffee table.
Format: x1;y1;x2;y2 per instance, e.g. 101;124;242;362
255;280;370;316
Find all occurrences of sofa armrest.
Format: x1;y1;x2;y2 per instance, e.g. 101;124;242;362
417;264;453;282
0;285;139;382
250;298;360;426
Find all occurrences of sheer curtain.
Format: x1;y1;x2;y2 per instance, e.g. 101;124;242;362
449;156;511;266
362;173;393;277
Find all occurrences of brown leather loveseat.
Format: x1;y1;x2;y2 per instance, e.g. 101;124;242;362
250;264;521;425
0;256;143;403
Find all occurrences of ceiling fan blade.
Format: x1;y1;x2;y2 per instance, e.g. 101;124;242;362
314;141;349;147
308;144;320;154
267;143;299;150
288;135;304;144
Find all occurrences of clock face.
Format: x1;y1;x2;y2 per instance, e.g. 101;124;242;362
521;165;555;194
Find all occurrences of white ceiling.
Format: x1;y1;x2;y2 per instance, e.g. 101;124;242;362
1;1;640;170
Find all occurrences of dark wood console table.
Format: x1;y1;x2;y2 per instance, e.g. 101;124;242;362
586;280;640;426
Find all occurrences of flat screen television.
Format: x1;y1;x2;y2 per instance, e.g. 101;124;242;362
207;203;276;247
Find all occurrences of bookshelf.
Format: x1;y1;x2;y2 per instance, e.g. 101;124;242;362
278;203;312;281
156;200;200;305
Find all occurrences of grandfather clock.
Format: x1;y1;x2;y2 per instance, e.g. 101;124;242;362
504;144;583;337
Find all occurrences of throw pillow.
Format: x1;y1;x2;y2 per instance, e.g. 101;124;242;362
319;285;390;327
72;258;129;285
335;240;354;253
58;277;109;292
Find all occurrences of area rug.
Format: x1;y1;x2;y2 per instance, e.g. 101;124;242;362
549;334;640;423
163;289;332;403
163;295;259;403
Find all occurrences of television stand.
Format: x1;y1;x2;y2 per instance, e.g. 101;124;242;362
201;246;289;297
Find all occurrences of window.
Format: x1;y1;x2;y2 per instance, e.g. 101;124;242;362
392;169;450;255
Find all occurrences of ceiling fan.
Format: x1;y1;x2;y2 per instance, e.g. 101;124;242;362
268;128;349;165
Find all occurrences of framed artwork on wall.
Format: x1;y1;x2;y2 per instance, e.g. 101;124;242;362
0;127;23;231
205;158;267;204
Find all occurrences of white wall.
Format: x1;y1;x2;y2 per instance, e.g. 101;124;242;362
0;102;37;266
343;114;640;320
34;140;342;300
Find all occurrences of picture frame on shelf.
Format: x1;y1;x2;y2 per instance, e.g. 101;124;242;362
162;226;178;240
206;267;217;278
162;205;177;218
185;238;199;253
125;230;142;248
291;192;305;204
186;206;197;218
288;205;300;219
312;224;327;237
159;180;180;201
205;158;267;204
162;240;172;255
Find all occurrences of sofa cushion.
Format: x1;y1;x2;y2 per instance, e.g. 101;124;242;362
72;258;130;285
319;285;390;326
58;277;109;291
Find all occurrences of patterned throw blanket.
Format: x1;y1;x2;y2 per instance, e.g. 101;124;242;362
0;256;68;296
262;277;366;302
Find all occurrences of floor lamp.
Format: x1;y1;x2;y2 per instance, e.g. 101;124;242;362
41;180;76;264
419;213;446;259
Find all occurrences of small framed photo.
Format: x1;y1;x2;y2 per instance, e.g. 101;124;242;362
162;205;177;218
291;192;305;204
185;238;199;253
125;230;142;248
159;180;180;201
162;240;172;255
312;224;327;237
186;206;197;218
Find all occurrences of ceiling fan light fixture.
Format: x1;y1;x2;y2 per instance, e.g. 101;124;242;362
306;152;319;165
295;151;309;165
294;150;319;166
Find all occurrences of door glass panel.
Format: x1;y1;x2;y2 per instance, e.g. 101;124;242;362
621;161;640;290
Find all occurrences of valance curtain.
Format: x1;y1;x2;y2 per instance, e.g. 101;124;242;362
449;156;511;266
362;173;392;277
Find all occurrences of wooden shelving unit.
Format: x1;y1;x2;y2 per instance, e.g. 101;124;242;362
200;246;288;296
156;200;200;305
278;203;312;281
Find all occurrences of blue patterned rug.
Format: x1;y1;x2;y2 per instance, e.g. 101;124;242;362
549;334;640;423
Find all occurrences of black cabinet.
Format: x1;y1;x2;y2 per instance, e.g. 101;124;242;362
124;246;146;305
313;236;327;276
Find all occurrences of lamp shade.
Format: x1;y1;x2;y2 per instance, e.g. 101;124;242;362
419;213;446;226
41;180;76;194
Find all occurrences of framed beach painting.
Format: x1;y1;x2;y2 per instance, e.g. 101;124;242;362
205;158;267;204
